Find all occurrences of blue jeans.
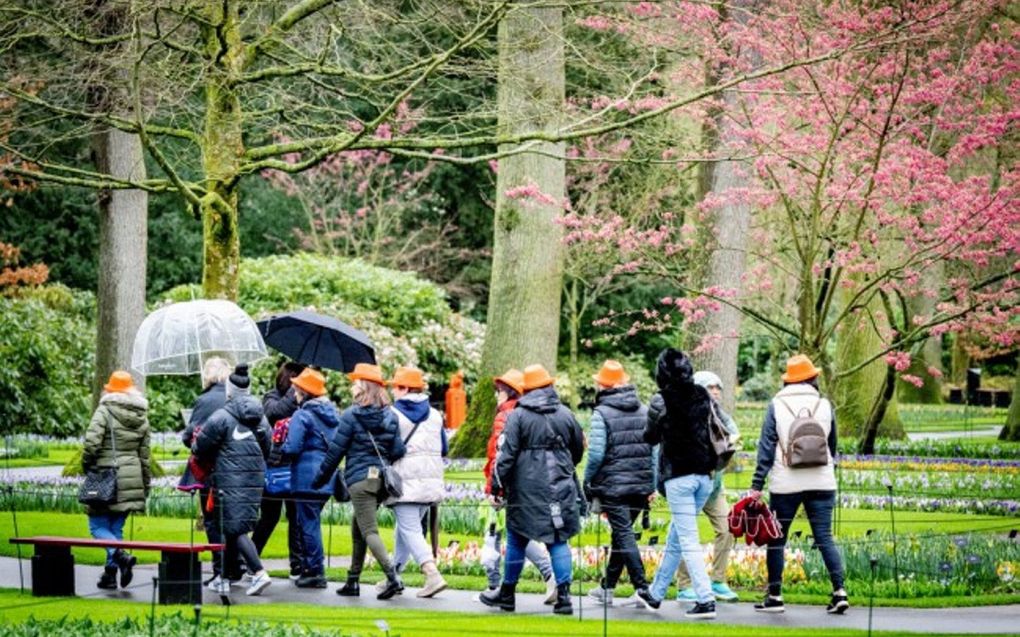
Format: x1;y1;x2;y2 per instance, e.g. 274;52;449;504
650;474;713;603
767;490;844;595
88;512;128;567
294;498;327;575
503;528;572;586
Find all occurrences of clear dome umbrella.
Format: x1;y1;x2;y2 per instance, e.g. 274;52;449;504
131;300;268;376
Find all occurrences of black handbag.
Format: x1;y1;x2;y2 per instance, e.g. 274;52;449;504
365;426;403;500
78;415;119;507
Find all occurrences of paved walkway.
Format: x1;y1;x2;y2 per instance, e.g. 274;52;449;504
907;426;1003;440
0;558;1016;634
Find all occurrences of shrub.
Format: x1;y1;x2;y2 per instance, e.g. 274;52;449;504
155;253;483;430
739;372;777;402
0;285;95;437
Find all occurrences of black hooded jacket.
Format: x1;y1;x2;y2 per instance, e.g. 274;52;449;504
193;394;270;536
644;349;716;488
495;385;585;544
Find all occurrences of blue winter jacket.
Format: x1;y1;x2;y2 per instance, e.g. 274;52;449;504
281;397;341;497
312;404;406;488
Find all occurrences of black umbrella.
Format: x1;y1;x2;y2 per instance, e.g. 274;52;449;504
256;310;376;372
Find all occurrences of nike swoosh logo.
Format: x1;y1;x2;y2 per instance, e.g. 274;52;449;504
232;428;254;441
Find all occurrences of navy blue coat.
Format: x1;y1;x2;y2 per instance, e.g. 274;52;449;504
313;404;405;489
281;397;342;497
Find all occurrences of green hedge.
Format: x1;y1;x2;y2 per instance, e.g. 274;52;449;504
0;286;95;436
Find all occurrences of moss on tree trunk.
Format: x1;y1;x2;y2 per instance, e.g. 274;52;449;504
998;361;1019;442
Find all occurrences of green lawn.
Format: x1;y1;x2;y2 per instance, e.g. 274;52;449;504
0;589;989;637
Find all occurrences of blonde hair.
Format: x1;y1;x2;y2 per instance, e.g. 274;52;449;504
352;379;390;408
202;357;232;389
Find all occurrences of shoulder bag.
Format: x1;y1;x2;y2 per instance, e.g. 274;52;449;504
78;411;119;507
365;424;404;499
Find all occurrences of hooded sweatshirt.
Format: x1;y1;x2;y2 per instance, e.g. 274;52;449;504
82;390;151;514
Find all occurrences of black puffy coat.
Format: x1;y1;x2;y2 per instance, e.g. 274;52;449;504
495;386;585;544
182;383;226;448
313;404;406;489
193;394;270;536
587;385;653;501
644;349;715;491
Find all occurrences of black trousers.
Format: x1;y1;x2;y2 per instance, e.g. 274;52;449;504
216;533;263;577
200;487;240;579
602;494;648;590
251;491;304;573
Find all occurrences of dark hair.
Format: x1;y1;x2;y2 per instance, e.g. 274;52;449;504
784;376;819;390
494;380;520;401
276;361;306;394
655;348;694;389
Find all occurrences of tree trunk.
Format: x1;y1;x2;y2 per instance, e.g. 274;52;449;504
950;332;971;387
453;3;566;457
833;289;905;440
200;1;244;300
92;127;148;402
897;264;943;403
687;1;756;413
998;358;1019;441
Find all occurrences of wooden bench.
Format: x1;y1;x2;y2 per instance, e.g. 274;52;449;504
10;536;223;604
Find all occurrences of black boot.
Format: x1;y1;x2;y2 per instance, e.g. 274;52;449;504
376;567;402;601
97;566;118;590
553;582;573;615
336;575;360;596
113;549;137;588
479;582;516;612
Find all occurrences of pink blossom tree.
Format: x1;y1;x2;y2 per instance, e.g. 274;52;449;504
582;0;1018;451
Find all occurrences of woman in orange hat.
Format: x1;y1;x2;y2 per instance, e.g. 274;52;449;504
82;370;150;591
477;369;557;605
279;367;341;589
385;366;449;598
749;354;848;615
312;363;406;600
482;364;585;616
583;360;655;607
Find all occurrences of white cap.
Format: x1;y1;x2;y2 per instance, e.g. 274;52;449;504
693;370;723;390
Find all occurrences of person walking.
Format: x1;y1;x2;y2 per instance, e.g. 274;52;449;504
478;369;557;605
280;367;341;589
636;349;718;620
674;370;741;603
252;361;306;580
192;365;273;597
312;363;406;600
386;366;448;598
482;364;585;615
583;360;655;607
750;354;849;615
83;370;150;590
180;357;236;586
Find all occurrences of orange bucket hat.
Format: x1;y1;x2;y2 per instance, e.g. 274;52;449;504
103;370;135;393
347;362;385;386
389;366;426;390
292;368;327;396
593;359;629;387
782;354;821;383
522;364;555;391
493;368;525;395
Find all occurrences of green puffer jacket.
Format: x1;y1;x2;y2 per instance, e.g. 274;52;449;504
82;390;151;514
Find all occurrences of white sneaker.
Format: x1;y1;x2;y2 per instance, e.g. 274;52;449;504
210;578;231;596
587;587;613;606
543;576;557;605
206;575;222;591
246;571;272;597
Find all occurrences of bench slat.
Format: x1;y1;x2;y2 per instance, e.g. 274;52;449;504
10;536;223;553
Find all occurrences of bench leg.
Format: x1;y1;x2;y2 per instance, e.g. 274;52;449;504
158;552;201;605
32;545;75;597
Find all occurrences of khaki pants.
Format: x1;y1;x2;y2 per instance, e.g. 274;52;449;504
676;489;733;587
